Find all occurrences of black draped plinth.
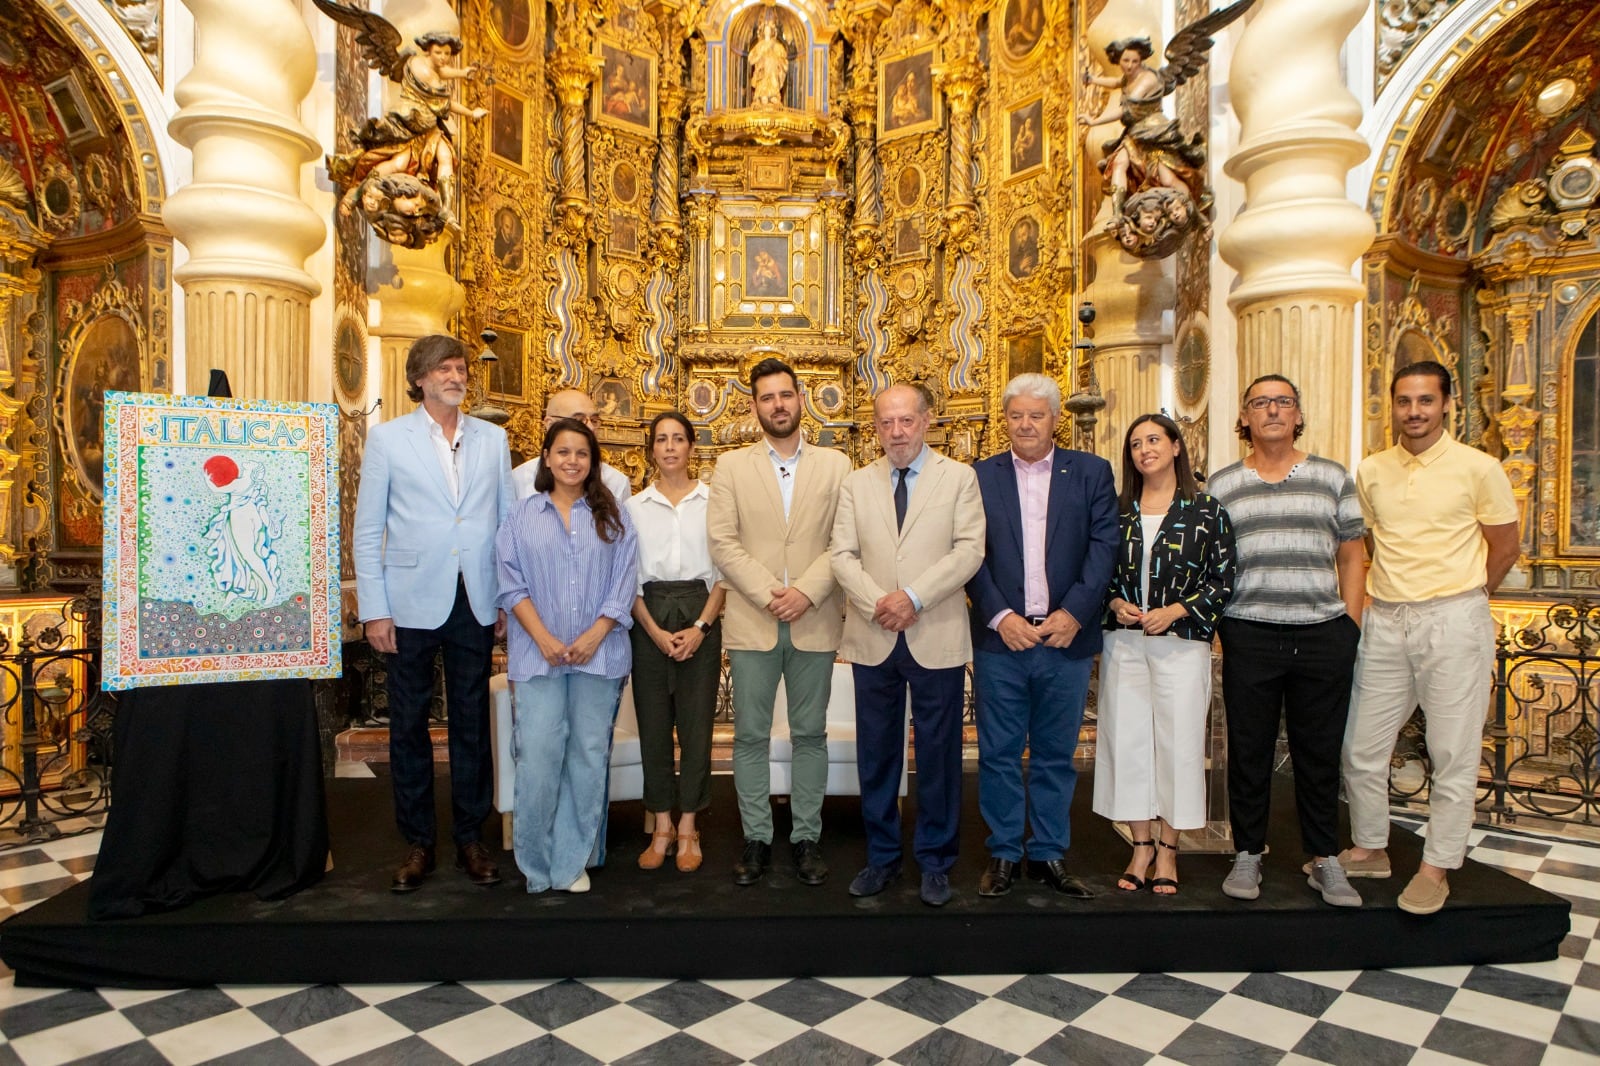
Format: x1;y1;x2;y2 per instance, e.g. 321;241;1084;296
87;679;328;920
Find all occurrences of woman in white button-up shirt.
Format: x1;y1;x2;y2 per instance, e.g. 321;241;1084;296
623;412;726;873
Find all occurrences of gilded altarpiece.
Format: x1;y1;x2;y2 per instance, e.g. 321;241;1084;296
448;0;1099;471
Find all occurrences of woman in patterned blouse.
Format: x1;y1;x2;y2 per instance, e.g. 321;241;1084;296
1092;413;1235;895
496;418;638;894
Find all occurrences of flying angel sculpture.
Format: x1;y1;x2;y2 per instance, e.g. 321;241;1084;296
1081;0;1257;258
316;0;487;248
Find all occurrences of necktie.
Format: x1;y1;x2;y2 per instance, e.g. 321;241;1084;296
894;467;908;531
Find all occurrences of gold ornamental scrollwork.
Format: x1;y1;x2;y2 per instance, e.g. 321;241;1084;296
51;268;148;549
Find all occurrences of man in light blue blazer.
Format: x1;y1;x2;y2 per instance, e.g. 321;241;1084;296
354;335;514;892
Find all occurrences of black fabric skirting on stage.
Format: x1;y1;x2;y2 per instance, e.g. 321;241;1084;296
3;770;1568;986
86;679;328;920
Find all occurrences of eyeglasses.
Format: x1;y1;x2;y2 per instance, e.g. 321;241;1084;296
1246;396;1298;411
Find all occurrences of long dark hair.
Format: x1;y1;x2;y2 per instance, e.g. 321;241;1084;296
533;418;625;543
1118;413;1198;511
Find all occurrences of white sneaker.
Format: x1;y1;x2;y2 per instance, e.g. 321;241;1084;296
1222;851;1262;900
561;872;591;893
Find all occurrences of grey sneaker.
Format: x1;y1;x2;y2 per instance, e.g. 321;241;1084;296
1308;856;1362;907
1222;851;1262;900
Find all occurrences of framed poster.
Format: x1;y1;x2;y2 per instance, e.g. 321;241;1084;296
101;392;341;690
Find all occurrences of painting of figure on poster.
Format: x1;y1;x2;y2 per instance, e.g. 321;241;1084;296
101;392;341;690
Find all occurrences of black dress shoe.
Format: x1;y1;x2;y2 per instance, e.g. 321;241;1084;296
792;840;828;885
1027;858;1095;899
456;841;502;886
391;844;435;893
978;857;1017;897
733;840;771;886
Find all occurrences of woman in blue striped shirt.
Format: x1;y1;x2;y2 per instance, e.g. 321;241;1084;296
495;418;638;893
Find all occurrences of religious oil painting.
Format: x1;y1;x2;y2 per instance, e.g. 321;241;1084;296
594;42;657;135
64;313;141;496
1002;0;1046;59
1008;332;1045;379
1009;214;1041;279
488;325;525;400
101;392;341;690
488;0;530;50
879;48;940;139
1006;96;1046;180
489;86;526;169
610;211;641;258
744;235;790;298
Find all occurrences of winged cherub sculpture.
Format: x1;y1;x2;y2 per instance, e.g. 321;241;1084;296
316;0;487;248
1080;0;1257;258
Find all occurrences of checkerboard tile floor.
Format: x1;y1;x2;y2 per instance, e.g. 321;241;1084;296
0;815;1596;1065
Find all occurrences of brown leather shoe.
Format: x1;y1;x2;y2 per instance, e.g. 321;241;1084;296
456;841;502;886
391;844;435;893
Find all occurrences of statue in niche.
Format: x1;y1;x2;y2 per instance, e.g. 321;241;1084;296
315;0;488;248
1079;0;1257;258
748;18;789;107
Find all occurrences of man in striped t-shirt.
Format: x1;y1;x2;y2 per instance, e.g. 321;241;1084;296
1208;375;1367;907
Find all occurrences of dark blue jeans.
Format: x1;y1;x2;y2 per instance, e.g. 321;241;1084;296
386;581;495;850
973;646;1092;862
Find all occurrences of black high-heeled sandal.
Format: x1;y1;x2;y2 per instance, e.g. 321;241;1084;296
1150;839;1180;895
1117;839;1155;891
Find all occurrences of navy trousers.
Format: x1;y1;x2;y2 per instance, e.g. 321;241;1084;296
853;634;965;875
386;579;495;849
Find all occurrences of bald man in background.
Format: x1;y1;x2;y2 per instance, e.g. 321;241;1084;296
511;388;632;502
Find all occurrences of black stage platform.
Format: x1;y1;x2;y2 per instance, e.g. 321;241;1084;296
0;771;1569;987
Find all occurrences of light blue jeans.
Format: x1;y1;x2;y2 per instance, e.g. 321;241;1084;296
511;673;623;892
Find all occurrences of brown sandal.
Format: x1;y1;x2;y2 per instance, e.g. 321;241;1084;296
637;820;676;870
675;830;702;872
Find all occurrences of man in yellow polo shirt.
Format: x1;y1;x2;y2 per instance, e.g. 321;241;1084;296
1337;360;1519;915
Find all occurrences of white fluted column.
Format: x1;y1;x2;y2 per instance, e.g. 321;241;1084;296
1218;0;1374;464
165;0;324;401
1085;231;1175;459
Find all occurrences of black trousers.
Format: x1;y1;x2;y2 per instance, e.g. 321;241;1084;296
1219;614;1360;857
386;579;495;849
628;580;721;813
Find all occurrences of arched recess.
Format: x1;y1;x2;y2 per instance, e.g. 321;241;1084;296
1360;0;1600;595
0;0;174;592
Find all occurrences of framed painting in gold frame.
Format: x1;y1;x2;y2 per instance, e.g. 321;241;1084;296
593;40;657;137
489;85;528;170
1004;95;1046;181
878;46;941;141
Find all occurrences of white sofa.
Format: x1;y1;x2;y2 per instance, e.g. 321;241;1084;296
489;674;644;842
768;661;909;798
489;662;906;841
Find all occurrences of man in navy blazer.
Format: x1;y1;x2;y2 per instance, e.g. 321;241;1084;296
966;373;1117;899
354;334;514;893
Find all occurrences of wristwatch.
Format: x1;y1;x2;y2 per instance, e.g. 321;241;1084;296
693;619;711;632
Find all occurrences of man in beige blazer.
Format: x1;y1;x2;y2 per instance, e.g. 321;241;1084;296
830;384;985;906
708;357;850;886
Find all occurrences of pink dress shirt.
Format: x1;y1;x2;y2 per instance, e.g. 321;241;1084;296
989;448;1053;628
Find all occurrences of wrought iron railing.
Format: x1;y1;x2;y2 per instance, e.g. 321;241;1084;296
1485;597;1600;824
1383;597;1600;827
0;593;116;840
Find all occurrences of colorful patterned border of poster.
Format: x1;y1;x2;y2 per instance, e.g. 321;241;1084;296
100;391;341;690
